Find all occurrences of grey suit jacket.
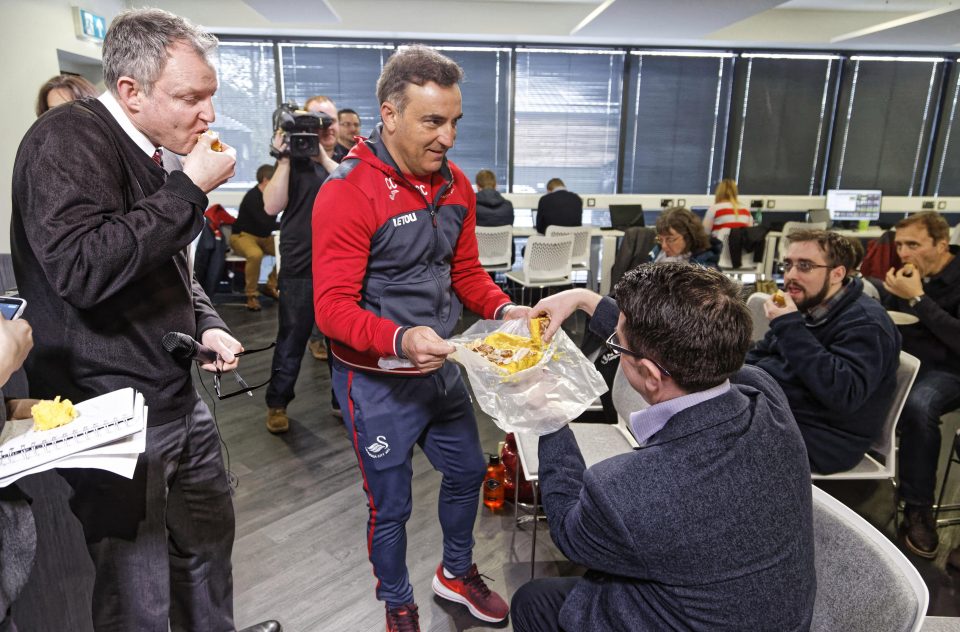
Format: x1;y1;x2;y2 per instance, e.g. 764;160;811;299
538;365;816;631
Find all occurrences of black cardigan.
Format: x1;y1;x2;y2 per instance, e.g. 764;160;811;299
11;98;226;425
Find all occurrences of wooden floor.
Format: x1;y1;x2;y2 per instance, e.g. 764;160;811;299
214;294;960;631
214;295;577;632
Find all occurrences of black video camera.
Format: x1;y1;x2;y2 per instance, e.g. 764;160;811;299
270;102;334;160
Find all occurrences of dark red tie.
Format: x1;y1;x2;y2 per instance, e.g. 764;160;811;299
152;148;163;168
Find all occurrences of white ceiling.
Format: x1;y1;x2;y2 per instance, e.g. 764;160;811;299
148;0;960;52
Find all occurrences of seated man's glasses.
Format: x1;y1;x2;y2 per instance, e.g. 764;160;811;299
780;259;834;274
212;342;277;400
604;332;672;377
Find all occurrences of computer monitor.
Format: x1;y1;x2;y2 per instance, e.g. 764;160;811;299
826;189;882;222
609;204;644;230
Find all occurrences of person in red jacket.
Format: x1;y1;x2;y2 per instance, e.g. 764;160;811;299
313;46;529;631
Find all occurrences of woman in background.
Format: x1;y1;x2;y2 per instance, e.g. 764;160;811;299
649;207;722;269
35;74;97;117
704;178;753;235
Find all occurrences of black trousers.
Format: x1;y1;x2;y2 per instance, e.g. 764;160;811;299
61;396;235;632
510;576;579;632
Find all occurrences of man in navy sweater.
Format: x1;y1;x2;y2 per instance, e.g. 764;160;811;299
535;178;582;234
514;264;816;631
747;229;901;474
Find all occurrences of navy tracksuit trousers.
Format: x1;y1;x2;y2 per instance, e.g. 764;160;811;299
332;360;487;607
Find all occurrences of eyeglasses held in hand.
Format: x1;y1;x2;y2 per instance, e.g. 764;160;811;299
212;342;277;400
604;332;672;377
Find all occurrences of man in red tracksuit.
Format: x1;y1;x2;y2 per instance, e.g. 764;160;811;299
313;46;529;631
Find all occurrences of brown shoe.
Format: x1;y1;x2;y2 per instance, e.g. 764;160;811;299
246;296;262;311
266;407;288;434
308;339;328;361
260;286;280;301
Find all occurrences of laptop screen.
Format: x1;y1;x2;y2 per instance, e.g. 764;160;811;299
609;204;644;230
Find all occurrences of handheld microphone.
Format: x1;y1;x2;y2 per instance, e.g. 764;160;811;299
162;331;218;364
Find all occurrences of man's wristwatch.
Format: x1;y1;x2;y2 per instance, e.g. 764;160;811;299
908;295;923;308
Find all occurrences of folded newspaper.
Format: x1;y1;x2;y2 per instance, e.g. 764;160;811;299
0;388;148;487
449;318;607;436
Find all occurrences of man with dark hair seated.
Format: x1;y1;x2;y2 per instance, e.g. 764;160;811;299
871;211;960;561
747;229;901;474
515;264;816;632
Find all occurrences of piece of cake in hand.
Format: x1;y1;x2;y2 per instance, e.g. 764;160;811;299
772;289;786;307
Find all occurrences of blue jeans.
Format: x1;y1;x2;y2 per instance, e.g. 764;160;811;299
265;275;338;410
897;367;960;507
265;276;314;409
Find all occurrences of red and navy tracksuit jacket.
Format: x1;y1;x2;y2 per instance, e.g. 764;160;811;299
312;127;511;371
311;126;512;606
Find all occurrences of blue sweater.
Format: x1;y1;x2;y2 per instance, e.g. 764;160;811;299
746;277;901;474
538;365;816;631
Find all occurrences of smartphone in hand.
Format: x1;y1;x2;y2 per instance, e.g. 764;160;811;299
0;296;26;320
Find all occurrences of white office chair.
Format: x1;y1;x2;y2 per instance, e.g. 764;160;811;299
715;227;760;277
811;351;919;483
545;225;591;284
505;235;574;306
810;485;928;632
746;292;771;342
475;225;513;273
812;351;920;525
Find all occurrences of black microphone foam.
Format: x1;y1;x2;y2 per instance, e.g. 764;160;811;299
162;332;217;364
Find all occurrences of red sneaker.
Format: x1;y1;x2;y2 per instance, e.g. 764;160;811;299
431;563;509;623
385;602;419;632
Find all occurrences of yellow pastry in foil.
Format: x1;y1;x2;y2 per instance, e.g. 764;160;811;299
467;316;551;374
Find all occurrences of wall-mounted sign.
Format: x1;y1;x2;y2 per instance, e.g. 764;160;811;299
73;7;107;44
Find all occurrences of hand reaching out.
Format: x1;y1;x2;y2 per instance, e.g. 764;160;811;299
401;326;455;373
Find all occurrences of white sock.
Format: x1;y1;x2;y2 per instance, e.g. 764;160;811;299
443;567;456;579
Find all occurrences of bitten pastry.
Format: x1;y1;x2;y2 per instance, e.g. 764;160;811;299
772;289;786;307
201;130;223;152
902;263;916;277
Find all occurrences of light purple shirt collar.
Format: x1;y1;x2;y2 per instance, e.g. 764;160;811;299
628;380;731;446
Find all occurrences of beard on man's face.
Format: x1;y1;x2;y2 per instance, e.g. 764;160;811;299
786;277;831;312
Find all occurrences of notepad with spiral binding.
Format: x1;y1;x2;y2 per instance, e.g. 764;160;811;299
0;387;146;482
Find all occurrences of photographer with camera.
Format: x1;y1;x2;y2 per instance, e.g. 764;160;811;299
263;96;346;434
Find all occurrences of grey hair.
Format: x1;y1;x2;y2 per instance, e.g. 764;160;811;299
103;8;218;96
376;45;463;112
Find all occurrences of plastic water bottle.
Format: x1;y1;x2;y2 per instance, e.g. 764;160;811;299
483;454;505;510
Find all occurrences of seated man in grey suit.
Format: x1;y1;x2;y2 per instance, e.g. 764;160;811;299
512;264;816;632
